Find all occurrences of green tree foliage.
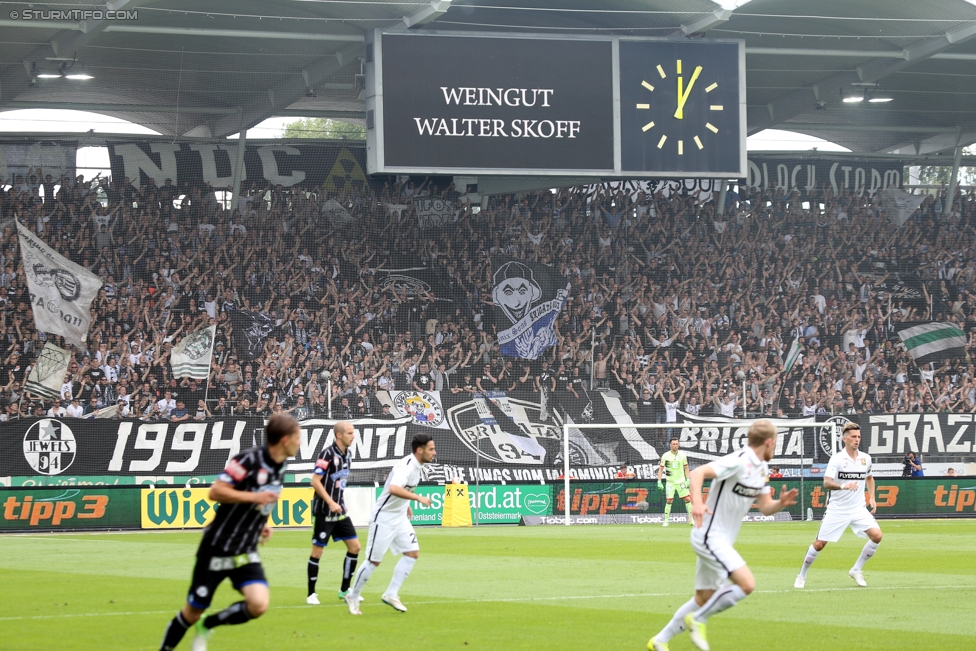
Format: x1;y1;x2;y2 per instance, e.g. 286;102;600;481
282;117;365;140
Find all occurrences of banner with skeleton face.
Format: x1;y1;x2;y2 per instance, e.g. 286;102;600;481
490;258;569;360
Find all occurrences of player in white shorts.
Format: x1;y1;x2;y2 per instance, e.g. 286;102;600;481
649;420;798;651
794;421;882;589
345;433;436;615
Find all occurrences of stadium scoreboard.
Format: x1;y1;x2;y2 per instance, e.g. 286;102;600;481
366;30;746;179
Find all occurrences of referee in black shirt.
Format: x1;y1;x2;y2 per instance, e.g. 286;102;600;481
159;414;301;651
306;421;361;604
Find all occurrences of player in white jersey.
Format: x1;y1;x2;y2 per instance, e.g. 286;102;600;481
344;433;436;615
794;421;882;589
649;420;798;651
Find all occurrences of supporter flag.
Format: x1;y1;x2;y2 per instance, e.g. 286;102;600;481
879;188;925;227
171;325;216;380
228;309;275;360
24;342;70;400
784;338;803;375
17;221;102;348
490;258;569;359
897;322;967;365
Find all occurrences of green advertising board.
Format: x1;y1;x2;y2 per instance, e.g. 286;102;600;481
552;479;976;520
0;487;141;531
377;484;554;525
1;475;220;487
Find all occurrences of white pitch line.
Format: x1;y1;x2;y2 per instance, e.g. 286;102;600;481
1;585;972;622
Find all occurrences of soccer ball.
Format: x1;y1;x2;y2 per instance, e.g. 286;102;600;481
735;370;746;380
636;501;649;511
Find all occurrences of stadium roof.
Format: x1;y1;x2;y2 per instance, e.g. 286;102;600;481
2;0;976;156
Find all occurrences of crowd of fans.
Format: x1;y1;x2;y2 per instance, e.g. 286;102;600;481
3;164;976;427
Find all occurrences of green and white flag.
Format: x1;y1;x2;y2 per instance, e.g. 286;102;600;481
171;325;216;379
897;322;967;365
783;338;803;375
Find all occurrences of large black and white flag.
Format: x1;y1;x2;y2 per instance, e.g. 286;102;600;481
228;309;275;360
171;325;216;379
17;221;102;348
24;342;70;400
490;258;569;359
879;188;925;227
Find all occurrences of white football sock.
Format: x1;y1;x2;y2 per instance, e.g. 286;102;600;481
852;540;880;571
349;561;377;598
799;545;820;579
386;556;417;596
655;598;699;642
692;585;747;622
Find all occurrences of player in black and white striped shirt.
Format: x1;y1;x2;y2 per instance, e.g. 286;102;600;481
306;421;361;605
159;414;300;651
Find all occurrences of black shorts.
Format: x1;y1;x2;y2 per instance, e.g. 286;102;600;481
187;552;267;610
311;514;358;547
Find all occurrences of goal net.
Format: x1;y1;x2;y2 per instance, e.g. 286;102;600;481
557;419;839;525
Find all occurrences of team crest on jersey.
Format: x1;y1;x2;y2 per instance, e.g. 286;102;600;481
393;391;444;427
224;459;247;482
257;469;269;485
860;458;866;465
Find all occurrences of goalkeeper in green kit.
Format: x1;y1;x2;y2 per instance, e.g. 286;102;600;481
658;437;693;526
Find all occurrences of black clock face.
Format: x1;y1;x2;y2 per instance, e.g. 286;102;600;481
619;40;742;175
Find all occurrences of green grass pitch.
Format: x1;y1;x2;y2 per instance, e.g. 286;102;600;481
1;520;975;650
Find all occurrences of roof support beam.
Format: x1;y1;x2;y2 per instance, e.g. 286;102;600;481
681;9;733;36
4;101;237;114
400;0;453;29
895;131;976;156
749;23;976;134
210;43;362;138
103;25;363;42
855;22;976;84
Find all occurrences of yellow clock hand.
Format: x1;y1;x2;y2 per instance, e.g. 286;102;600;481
674;66;703;120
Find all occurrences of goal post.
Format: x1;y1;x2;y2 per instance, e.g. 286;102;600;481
560;420;838;525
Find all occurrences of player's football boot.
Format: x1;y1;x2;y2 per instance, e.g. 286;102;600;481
191;621;212;651
648;636;670;651
848;569;867;587
684;614;710;651
338;590;364;602
662;521;669;527
382;593;408;612
306;593;320;605
344;593;362;615
793;575;805;589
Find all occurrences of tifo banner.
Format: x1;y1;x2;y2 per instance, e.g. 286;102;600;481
1;400;835;486
0;487;139;531
141;486;314;529
18;221;103;348
415;197;455;229
373;261;456;303
107;142;371;191
819;413;976;457
581;156;906;200
745;156;905;196
0;142;76;185
24;342;71;400
0;417;265;483
490;258;569;359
